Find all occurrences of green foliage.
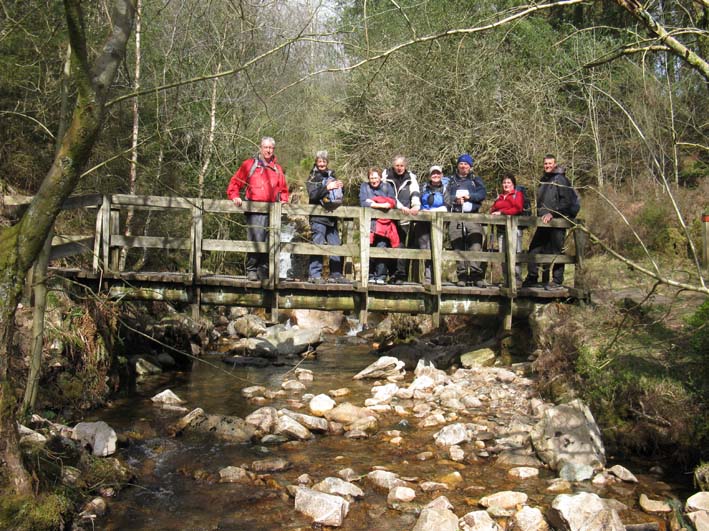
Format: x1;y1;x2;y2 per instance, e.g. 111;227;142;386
686;299;709;361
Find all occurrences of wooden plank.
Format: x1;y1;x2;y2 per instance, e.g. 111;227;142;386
92;197;104;273
104;271;192;283
515;253;575;264
108;286;191;302
111;194;195;209
280;242;359;257
191;203;203;279
51;234;94;245
50;237;95;260
572;223;588;290
101;196;111;272
268;201;281;290
201;198;270;214
110;235;191;250
282;204;361;218
504;216;517;297
369;247;437;260
61;193;103;210
359;208;371;288
109;210;121;271
202;239;267;253
441;249;506;263
431;213;444;293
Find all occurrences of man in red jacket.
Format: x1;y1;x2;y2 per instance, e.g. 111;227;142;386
227;137;289;281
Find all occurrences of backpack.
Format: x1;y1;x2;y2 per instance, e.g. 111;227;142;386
569;188;581;218
515;185;532;217
421;184;446;210
320;174;343;209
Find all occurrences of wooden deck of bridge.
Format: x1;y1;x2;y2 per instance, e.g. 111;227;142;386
6;193;588;326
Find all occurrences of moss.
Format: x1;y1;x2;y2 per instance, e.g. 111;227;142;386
0;493;72;531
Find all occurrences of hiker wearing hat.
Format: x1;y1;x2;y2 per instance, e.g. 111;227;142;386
413;165;451;284
382;155;421;284
447;154;487;287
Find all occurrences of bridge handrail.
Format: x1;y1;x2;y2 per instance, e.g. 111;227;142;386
7;193;584;295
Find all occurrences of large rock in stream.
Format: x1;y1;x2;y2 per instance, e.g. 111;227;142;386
530;399;605;472
549;492;624;531
71;421;117;457
294;486;350;527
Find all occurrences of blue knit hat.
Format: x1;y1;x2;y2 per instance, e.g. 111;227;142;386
457;154;474;166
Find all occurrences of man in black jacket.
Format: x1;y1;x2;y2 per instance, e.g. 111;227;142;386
523;155;576;290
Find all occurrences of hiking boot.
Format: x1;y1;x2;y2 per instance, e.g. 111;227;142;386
308;277;325;284
246;271;259;281
545;282;564;291
474;279;488;288
374;278;386;285
456;279;467;287
257;268;269;280
522;278;540;288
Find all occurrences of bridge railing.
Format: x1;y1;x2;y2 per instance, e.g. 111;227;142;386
9;193;585;296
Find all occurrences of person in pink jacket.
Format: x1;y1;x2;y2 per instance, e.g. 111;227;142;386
227;137;289;281
490;173;524;286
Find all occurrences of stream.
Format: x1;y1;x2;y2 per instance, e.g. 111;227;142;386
95;337;691;530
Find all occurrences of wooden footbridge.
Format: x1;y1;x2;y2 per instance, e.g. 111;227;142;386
7;194;587;326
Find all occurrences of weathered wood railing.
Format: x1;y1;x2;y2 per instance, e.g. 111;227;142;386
6;193;587;323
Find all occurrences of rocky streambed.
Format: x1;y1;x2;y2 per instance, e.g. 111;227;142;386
55;331;703;531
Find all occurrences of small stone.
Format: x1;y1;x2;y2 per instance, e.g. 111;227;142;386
219;466;251;483
313;477;364;498
449;445;465;462
282;379;306;392
608;464;638;483
337;468;360;482
546;479;572;493
250;457;290;473
479;490;528;510
295;368;314;381
328;388;351;397
388;486;416;504
508;467;539;479
421;481;449;492
242;385;267;398
150;389;185;405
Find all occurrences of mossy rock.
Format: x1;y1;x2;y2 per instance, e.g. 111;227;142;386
0;493;72;531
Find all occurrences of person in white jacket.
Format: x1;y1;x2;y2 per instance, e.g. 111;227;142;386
383;155;421;284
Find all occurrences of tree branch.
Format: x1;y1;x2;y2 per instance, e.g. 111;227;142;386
615;0;709;82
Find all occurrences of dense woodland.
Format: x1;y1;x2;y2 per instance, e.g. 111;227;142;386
0;0;707;519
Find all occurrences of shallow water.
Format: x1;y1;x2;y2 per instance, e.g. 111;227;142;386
98;340;689;531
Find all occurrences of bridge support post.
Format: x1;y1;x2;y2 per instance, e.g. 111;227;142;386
109;209;121;271
572;221;588;292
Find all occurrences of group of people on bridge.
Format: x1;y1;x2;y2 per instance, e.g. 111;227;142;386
227;137;580;290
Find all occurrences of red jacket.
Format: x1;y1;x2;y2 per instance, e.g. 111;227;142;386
368;196;399;247
490;190;524;215
226;156;289;203
370;219;400;248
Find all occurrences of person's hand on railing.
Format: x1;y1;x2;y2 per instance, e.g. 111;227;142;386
541;213;553;224
232;197;242;207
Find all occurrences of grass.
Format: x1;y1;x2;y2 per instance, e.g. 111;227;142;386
533;254;708;466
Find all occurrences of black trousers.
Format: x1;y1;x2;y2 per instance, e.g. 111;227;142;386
526;226;566;284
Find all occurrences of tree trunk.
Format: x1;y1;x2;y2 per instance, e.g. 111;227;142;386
0;0;135;496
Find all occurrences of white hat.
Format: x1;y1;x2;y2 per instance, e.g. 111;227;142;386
429;165;443;174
